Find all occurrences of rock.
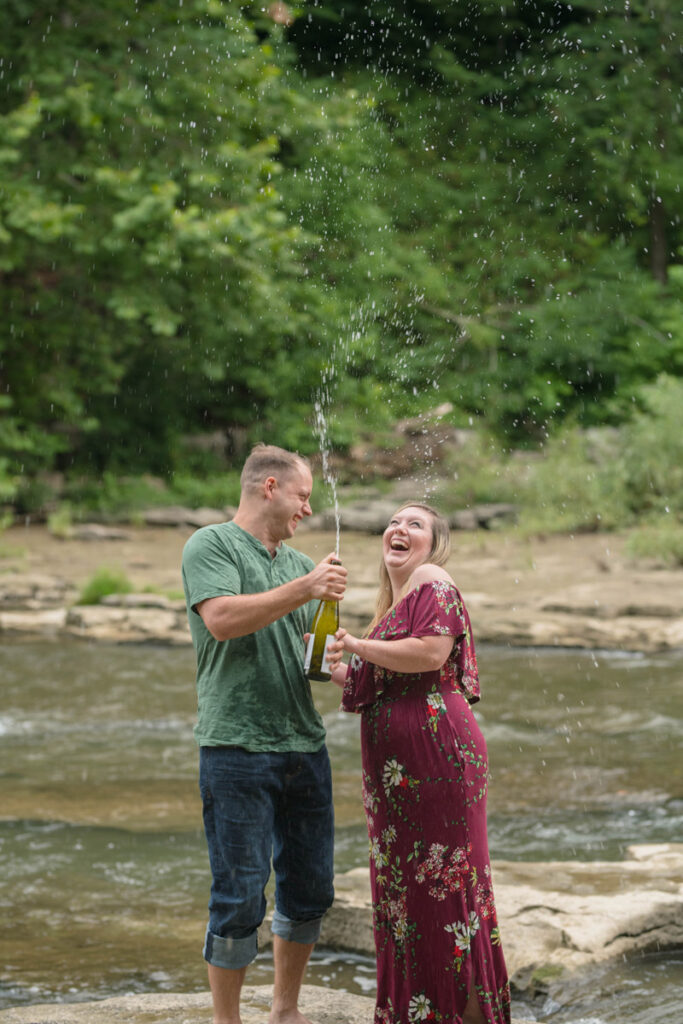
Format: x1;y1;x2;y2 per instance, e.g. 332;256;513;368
320;499;518;534
0;986;372;1024
99;593;185;611
493;844;683;989
0;984;535;1024
449;504;518;530
449;508;479;530
0;573;75;608
314;844;683;994
65;604;189;644
538;578;683;620
0;524;680;652
141;506;228;528
340;586;377;629
0;607;68;634
69;523;131;541
338;499;403;534
187;507;232;528
456;503;518;530
472;606;683;652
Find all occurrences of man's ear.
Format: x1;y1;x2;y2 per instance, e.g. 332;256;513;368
264;476;278;500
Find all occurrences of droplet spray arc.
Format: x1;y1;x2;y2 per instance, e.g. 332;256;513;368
307;380;343;683
313;395;341;558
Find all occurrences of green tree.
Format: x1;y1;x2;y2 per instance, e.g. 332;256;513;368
285;0;683;439
0;0;366;492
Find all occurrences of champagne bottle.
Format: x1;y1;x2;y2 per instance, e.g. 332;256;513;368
304;563;340;682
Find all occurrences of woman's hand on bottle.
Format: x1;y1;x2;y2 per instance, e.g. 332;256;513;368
327;628;363;687
328;627;360;662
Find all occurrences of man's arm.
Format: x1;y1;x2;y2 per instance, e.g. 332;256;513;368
197;554;346;641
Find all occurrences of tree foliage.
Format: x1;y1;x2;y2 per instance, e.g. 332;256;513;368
0;0;681;504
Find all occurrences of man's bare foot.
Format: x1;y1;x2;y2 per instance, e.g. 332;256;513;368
268;1009;313;1024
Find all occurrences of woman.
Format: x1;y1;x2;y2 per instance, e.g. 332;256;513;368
328;503;511;1024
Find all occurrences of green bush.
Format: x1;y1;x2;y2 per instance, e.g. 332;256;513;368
61;471;241;520
0;458;18;504
515;426;629;534
435;431;525;511
63;474;171;519
47;503;74;539
622;375;683;517
168;471;242;510
77;567;133;606
625;517;683;566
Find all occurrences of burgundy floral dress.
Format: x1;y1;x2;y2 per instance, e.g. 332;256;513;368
342;581;511;1024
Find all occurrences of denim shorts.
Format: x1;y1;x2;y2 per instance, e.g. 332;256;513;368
199;744;335;970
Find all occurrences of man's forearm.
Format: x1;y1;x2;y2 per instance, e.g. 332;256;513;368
197;576;313;641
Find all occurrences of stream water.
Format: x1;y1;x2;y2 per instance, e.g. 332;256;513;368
1;639;681;1021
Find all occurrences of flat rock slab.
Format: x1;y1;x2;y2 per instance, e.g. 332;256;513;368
62;604;189;644
0;986;535;1024
1;525;682;652
0;986;369;1024
323;843;683;993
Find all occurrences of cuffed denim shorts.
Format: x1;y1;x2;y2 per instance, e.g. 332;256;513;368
199;744;335;970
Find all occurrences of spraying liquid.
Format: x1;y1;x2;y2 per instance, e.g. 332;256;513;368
314;395;341;557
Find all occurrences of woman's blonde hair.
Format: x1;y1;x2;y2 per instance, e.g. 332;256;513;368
368;501;451;632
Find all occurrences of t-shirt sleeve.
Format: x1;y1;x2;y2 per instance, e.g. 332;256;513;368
410;581;469;640
182;527;242;613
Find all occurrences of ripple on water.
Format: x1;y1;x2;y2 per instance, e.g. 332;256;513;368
1;641;681;1015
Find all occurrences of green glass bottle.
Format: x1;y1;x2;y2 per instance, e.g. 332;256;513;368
304;589;340;682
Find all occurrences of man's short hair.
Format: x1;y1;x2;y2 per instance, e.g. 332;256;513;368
240;444;310;493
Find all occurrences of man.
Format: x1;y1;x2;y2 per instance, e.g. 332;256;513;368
181;443;346;1024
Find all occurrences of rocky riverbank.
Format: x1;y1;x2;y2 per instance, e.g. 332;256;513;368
0;987;536;1024
1;510;682;651
2;512;682;1021
323;844;683;992
1;844;680;1024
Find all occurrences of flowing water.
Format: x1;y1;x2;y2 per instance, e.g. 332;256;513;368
1;639;681;1020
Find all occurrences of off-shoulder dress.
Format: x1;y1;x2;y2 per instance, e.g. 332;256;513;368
341;580;511;1024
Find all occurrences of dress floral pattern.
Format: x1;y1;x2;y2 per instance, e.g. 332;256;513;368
342;581;511;1024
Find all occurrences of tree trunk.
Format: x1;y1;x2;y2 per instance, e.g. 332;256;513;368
649;196;668;285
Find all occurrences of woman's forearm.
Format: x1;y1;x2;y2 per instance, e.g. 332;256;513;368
349;634;453;674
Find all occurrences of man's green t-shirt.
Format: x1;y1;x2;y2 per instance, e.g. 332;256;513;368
181;521;324;752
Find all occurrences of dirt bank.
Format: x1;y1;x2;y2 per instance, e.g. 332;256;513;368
1;522;682;651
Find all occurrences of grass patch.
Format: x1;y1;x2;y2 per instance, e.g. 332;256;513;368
168;471;241;510
514;427;629;536
435;433;525;512
77;567;134;605
625;517;683;566
47;503;74;539
61;470;242;521
142;585;185;601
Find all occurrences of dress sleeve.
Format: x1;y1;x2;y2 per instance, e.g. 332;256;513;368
412;581;480;704
410;581;480;703
410;580;470;640
341;581;481;712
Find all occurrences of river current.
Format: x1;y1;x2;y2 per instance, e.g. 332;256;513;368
1;639;681;1021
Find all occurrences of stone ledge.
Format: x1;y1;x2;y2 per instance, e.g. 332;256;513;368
0;985;535;1024
2;595;682;652
316;843;683;993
